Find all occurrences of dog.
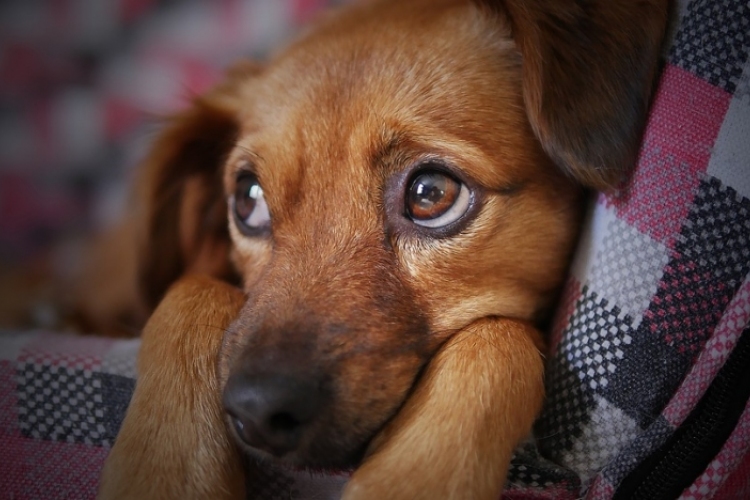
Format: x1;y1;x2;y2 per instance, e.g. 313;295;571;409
97;0;669;498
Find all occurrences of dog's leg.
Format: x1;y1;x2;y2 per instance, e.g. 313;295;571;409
343;317;545;500
98;275;246;500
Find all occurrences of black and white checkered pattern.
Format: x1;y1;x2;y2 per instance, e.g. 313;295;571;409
670;0;750;93
16;363;108;445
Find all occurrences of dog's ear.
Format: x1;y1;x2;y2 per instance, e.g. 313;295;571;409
479;0;669;190
138;62;258;309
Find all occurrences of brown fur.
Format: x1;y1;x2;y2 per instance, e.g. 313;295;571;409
99;0;668;498
98;276;245;499
487;0;669;190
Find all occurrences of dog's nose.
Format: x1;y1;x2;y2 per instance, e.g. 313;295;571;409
223;371;324;457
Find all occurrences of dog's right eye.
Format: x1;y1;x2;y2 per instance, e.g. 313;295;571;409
232;173;270;235
406;169;470;229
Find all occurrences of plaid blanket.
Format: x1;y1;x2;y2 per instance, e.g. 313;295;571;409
521;0;750;497
1;0;749;498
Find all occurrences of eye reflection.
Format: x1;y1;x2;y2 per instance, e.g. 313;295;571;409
233;173;270;234
406;169;470;228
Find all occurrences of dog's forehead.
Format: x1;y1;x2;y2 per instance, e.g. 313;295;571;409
246;1;521;150
231;0;529;211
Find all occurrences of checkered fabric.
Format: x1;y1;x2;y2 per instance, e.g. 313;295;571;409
1;0;749;499
0;331;137;498
506;0;750;497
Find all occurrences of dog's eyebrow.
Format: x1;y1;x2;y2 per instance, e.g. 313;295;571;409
226;145;265;178
373;130;404;160
235;145;264;165
370;129;410;173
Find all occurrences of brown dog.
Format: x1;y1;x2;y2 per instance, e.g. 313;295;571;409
98;0;668;498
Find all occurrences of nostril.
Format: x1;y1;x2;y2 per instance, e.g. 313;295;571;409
223;371;325;457
269;411;302;433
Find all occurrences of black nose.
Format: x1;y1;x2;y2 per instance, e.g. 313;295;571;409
222;371;325;457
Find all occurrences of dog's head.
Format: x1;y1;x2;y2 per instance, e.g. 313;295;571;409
137;0;667;469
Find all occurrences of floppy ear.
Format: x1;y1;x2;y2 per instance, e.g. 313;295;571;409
481;0;669;190
137;62;259;309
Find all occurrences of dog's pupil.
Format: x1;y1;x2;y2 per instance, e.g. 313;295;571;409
418;182;444;204
409;172;457;220
235;175;260;220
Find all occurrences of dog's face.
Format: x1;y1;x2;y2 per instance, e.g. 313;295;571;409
136;0;667;470
219;0;579;467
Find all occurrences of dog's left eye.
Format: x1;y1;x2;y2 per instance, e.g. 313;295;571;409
233;173;270;234
406;170;470;228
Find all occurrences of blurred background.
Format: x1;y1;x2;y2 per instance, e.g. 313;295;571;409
0;0;345;327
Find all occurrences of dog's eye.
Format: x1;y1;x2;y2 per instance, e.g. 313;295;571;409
233;173;270;234
406;170;470;228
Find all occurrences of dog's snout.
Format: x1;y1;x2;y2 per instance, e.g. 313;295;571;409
223;371;325;457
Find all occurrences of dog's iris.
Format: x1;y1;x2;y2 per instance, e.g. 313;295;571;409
407;170;470;228
233;173;271;234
